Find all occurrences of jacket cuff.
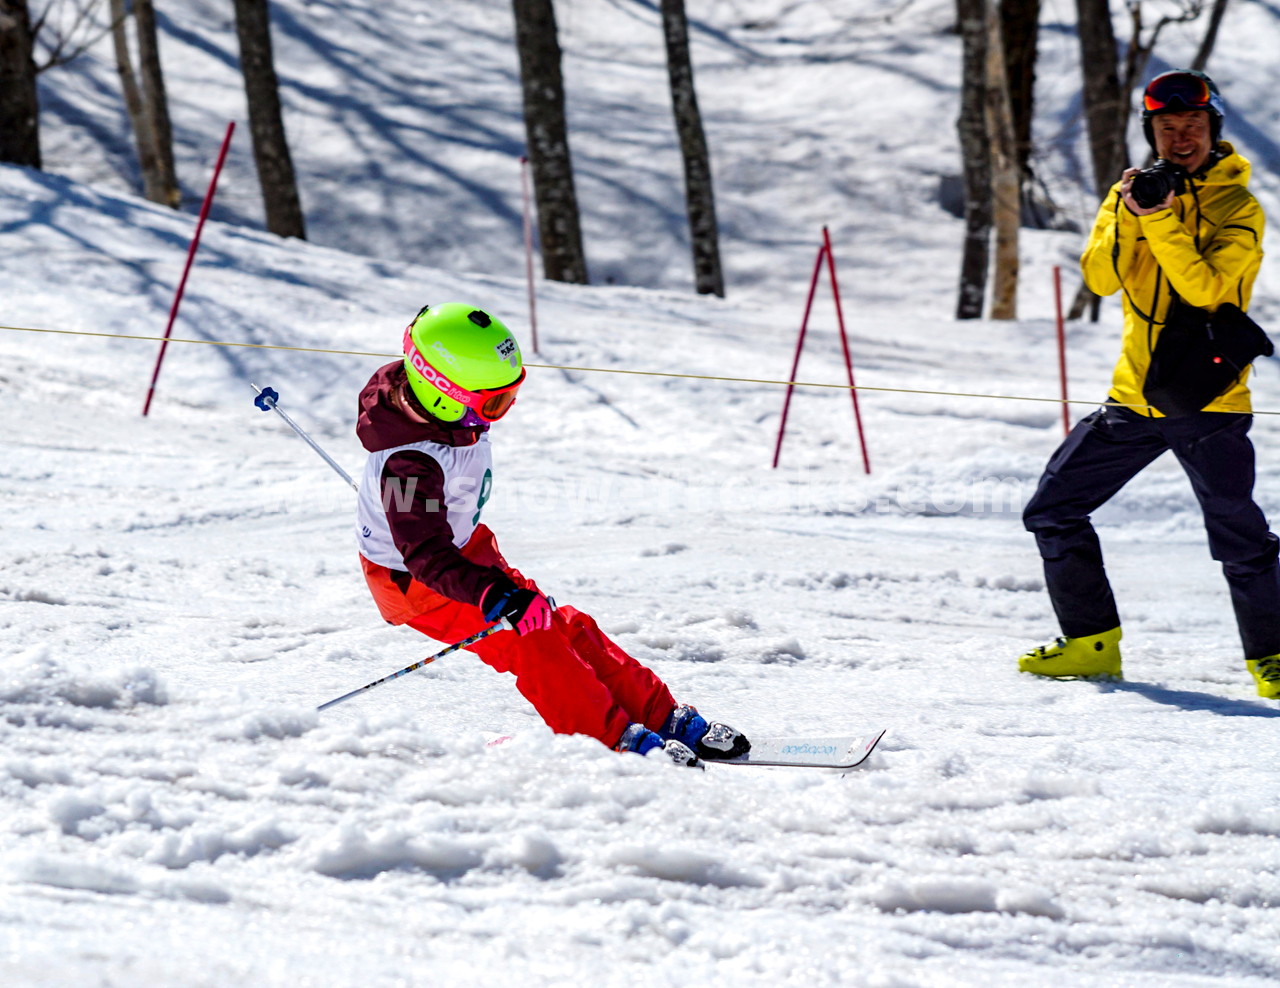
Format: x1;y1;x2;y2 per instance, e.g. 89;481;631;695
479;573;518;616
1137;208;1179;233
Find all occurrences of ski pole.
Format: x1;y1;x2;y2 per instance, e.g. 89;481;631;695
251;383;359;492
315;597;554;712
317;619;511;711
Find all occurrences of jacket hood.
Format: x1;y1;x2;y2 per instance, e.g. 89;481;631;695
1194;142;1250;187
356;362;487;452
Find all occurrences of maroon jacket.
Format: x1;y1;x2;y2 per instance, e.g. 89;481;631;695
356;362;514;607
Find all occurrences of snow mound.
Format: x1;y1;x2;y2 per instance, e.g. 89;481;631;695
0;647;168;712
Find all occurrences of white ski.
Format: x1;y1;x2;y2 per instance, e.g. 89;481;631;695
706;729;886;770
483;729;887;770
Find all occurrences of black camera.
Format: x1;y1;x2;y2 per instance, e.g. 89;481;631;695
1129;159;1187;209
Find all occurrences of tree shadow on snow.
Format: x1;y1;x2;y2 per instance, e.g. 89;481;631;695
1099;680;1280;718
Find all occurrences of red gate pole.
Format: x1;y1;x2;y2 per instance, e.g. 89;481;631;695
822;226;870;475
520;156;540;354
1054;265;1069;436
771;243;827;469
142;121;236;417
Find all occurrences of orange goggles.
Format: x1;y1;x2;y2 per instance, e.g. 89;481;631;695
1143;73;1213;113
470;372;525;421
402;327;525;421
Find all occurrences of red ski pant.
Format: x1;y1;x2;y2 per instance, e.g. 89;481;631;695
359;525;675;748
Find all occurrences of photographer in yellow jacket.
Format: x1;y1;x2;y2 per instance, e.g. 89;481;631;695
1019;70;1280;699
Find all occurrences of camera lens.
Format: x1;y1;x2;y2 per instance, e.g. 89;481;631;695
1130;171;1171;209
1129;160;1186;209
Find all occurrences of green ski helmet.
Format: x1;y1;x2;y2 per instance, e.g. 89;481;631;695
401;302;524;423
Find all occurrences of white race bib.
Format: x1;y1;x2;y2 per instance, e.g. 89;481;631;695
356;435;493;570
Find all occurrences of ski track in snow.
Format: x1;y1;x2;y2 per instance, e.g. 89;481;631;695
5;0;1280;985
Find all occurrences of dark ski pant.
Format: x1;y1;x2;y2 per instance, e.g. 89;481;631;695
1023;403;1280;660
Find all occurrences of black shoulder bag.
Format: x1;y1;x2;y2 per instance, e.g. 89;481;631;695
1143;294;1273;417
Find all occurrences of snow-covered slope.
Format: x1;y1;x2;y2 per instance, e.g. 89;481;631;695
5;156;1280;985
5;0;1280;985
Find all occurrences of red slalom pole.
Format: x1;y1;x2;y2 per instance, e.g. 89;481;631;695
520;156;540;354
142;121;236;417
772;243;827;469
822;226;870;475
1054;265;1069;436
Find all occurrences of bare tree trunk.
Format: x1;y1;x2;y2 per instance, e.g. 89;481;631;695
109;0;160;195
955;0;991;320
1191;0;1229;71
134;0;178;207
111;0;179;207
659;0;723;297
987;1;1019;320
1069;0;1127;320
1067;274;1099;321
0;0;42;167
999;0;1039;186
232;0;306;239
1076;0;1127;195
511;0;587;284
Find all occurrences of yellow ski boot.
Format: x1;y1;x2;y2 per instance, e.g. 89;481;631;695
1245;656;1280;699
1018;627;1122;679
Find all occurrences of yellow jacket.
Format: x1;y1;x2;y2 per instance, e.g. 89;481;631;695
1081;143;1265;416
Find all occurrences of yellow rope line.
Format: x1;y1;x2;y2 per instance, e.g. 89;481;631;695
1;324;395;359
3;321;1273;415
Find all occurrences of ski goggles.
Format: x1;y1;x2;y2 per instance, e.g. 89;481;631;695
402;327;525;421
1143;73;1214;113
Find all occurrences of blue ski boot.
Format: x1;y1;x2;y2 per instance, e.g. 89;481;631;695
614;723;699;767
661;704;750;760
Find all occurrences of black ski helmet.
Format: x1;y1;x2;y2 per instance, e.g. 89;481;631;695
1141;69;1225;150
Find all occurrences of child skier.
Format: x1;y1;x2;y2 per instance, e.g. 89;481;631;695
354;302;750;766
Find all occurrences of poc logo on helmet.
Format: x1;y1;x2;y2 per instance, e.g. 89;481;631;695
405;346;470;402
431;340;459;366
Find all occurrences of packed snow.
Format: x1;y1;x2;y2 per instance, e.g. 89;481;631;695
4;0;1280;985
